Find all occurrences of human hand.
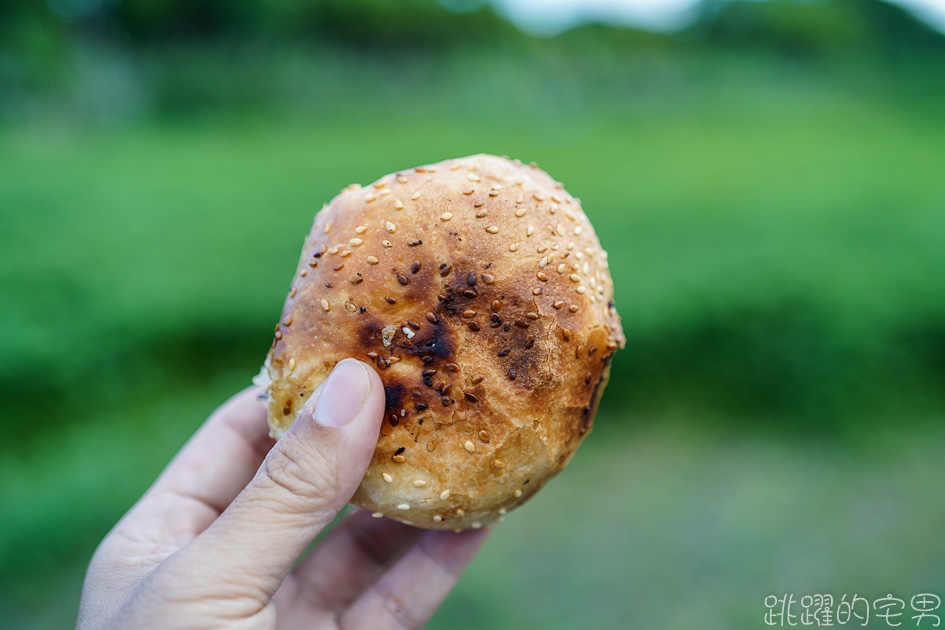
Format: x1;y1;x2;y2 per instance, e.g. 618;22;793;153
77;359;489;629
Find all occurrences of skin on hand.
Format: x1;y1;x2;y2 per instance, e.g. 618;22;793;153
77;359;490;630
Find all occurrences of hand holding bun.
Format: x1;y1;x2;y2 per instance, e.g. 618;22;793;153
260;154;624;530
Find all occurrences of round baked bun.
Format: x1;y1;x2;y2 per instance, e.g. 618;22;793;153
260;154;624;530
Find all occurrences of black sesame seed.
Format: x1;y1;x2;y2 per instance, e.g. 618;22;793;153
508;368;517;380
407;320;420;330
467;322;481;331
385;297;396;304
422;369;437;377
397;273;409;285
525;338;535;350
422;356;434;364
467;272;477;286
395;446;406;455
463;289;478;299
324;281;333;288
415;402;429;411
411;261;421;274
503;322;511;331
423;375;434;387
440;264;452;277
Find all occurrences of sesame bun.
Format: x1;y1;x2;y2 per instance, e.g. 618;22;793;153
261;154;624;530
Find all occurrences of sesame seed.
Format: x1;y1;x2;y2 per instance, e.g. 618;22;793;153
556;224;565;236
534;192;546;201
365;193;376;203
459;309;475;319
345;303;357;312
493;459;505;469
476;208;487;217
383;472;393;483
440;212;453;221
577;286;587;294
526;312;539;320
397;273;409;286
324;223;332;234
275;330;282;340
515;208;527;217
526;226;535;237
569;304;579;312
514;489;522;498
486;226;499;234
456;509;465;517
340;250;351;258
427;441;436;452
328;246;339;254
412;191;421;200
350;238;363;247
382;240;392;247
539;256;549;268
392;454;406;463
482;273;495;285
440;490;451;500
320;299;330;311
413;480;427;488
472;522;483;529
491;300;501;312
464;440;475;453
393;199;404;210
478;430;490;442
433;515;443;522
349;276;362;285
397;175;408;184
537;272;548;281
537;246;548;253
462;188;474;195
557;263;567;273
283;316;293;326
288;357;296;370
562;329;572;341
467;172;480;182
397;503;410;511
367;256;379;265
509;242;520;252
574;226;583;235
553;300;565;309
533;288;542;295
426;312;439;324
570;274;580;282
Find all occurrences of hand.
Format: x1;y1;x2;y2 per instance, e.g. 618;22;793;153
77;359;489;629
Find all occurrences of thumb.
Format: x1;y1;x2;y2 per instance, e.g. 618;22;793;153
157;358;386;600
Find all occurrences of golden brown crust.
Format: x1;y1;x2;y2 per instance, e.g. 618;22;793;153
263;154;624;530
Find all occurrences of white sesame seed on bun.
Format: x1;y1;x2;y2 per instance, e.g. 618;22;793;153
262;154;624;530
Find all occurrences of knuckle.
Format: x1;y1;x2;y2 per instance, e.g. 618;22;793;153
260;441;338;504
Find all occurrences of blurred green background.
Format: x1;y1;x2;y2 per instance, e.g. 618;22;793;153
2;0;944;628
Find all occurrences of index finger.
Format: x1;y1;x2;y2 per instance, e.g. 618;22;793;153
127;386;275;543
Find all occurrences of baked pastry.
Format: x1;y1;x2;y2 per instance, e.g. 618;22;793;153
258;154;624;530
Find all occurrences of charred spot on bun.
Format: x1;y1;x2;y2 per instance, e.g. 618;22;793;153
260;154;624;530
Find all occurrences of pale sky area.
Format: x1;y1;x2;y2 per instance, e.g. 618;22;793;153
490;0;945;35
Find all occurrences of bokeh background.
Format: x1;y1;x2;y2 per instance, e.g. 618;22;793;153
2;0;944;628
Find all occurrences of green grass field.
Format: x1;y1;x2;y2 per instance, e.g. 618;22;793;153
2;62;944;627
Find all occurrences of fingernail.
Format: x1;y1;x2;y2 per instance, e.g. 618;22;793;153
313;360;371;428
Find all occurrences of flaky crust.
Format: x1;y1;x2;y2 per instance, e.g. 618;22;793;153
263;154;624;530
